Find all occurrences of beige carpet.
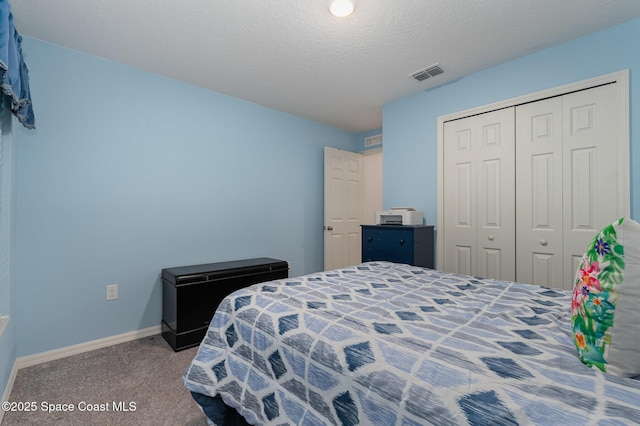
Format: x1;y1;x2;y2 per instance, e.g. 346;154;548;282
2;335;209;426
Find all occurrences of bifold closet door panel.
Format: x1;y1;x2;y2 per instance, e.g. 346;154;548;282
443;117;477;276
562;84;622;291
476;108;516;281
443;108;516;281
515;97;564;288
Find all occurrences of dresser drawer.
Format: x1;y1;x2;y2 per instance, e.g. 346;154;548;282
362;227;414;264
363;248;413;264
361;225;435;268
363;228;414;251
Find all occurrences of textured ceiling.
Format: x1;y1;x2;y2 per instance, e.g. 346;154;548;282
10;0;640;133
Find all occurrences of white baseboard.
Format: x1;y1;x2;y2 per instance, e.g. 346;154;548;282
16;325;162;369
1;324;162;423
0;359;19;424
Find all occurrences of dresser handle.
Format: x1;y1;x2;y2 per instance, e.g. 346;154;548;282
368;237;373;242
488;234;494;241
399;239;405;245
540;239;548;246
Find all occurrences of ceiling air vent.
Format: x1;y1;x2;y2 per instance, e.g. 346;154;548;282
410;64;444;82
365;134;383;147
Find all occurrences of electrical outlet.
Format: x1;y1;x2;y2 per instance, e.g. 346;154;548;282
106;284;118;301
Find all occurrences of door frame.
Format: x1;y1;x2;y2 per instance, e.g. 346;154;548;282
436;70;630;271
362;147;383;225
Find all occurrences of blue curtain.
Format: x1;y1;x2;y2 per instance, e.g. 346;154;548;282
0;0;34;129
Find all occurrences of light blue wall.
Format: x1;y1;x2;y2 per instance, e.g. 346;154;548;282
9;16;640;364
383;19;640;228
13;38;357;356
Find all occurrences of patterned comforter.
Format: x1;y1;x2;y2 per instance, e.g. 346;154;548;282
183;262;640;425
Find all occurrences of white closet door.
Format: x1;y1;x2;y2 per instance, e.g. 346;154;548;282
443;118;477;276
440;73;629;290
516;97;564;287
476;108;516;281
444;109;515;280
562;84;621;290
516;83;622;290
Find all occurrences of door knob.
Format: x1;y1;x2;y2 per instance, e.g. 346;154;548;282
540;239;548;246
488;234;494;241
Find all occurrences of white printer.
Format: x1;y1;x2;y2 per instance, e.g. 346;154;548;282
375;207;423;225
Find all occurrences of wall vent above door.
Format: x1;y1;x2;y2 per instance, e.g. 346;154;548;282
410;64;444;82
364;134;383;147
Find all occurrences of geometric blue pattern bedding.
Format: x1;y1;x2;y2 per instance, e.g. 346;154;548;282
183;262;640;425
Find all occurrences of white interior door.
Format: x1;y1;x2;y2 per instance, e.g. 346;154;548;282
443;109;515;280
562;84;622;290
324;147;363;270
516;83;623;290
516;97;564;287
438;72;630;289
443;118;477;276
476;108;516;281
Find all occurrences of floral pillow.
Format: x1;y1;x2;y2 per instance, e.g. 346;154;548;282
572;217;640;377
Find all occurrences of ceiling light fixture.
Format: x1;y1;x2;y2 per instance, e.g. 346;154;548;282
329;0;355;18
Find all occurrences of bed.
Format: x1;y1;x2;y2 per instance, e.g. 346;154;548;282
183;261;640;425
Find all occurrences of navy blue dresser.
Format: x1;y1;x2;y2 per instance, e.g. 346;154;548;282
361;225;435;268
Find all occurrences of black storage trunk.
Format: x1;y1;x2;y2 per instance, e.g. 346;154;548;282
161;257;288;351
